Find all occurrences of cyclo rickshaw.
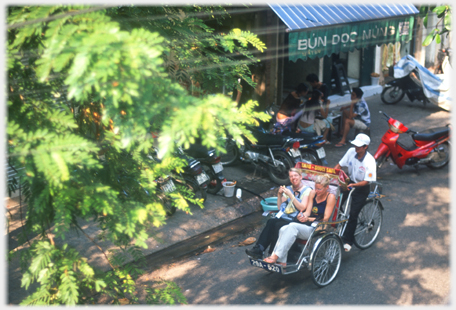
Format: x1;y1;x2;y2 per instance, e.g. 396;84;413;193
248;162;384;287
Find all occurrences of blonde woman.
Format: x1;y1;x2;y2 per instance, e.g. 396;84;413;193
263;174;336;266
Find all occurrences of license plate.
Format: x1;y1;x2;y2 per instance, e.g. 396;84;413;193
162;179;176;194
290;148;301;158
316;147;326;159
195;171;209;185
249;258;283;273
212;163;223;173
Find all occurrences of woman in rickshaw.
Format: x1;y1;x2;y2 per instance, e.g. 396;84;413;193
263;174;336;266
245;168;312;259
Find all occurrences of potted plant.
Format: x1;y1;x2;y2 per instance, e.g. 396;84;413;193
370;72;380;85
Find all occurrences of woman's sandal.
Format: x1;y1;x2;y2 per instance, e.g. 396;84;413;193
263;257;286;267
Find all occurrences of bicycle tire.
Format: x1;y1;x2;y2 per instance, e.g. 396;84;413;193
353;199;383;249
310;235;342;287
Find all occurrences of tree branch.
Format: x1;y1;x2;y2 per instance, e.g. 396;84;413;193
75;222;115;270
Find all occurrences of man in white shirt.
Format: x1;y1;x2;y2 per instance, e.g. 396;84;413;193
334;133;376;252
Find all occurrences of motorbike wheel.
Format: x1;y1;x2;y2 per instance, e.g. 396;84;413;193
267;151;294;185
220;138;239;166
381;86;405;104
376;153;387;170
183;176;207;203
426;141;450;169
300;149;322;165
162;198;177;216
202;164;223;195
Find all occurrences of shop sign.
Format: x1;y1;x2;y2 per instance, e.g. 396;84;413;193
288;16;415;62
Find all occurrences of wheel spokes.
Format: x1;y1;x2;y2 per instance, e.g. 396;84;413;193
355;202;381;246
313;239;340;285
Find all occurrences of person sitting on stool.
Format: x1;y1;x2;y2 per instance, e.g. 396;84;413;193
306;73;332;143
335;87;371;148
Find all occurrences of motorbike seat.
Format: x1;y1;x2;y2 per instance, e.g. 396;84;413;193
186;143;211;159
252;131;290;147
412;127;450;142
281;130;323;143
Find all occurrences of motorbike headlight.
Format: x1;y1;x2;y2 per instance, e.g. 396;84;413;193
389;124;406;134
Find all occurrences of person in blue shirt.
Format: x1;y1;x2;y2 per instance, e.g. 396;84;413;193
262;174;336;266
245;168;312;259
335;87;371;147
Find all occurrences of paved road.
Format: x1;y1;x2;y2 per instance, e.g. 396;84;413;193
131;94;451;305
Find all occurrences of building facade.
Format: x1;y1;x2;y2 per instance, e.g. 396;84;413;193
223;4;450;111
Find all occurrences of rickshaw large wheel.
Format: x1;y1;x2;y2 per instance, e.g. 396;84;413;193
353;199;383;249
310;235;342;288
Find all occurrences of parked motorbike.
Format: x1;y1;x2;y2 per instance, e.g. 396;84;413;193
185;140;225;195
220;129;303;184
154;175;178;216
381;63;431;106
260;103;328;165
278;130;328;165
374;111;450;170
174;147;209;201
115;165;179;216
150;147;208;205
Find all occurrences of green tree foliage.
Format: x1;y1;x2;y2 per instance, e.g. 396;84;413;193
421;5;452;46
7;5;268;305
110;6;266;97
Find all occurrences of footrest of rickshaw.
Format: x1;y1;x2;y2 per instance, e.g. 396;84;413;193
249;258;284;273
249;258;302;274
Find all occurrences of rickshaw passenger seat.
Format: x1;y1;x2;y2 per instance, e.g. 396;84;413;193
293;167;344;244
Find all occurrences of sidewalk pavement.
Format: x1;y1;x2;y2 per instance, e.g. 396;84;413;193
5;177;277;271
328;85;383;109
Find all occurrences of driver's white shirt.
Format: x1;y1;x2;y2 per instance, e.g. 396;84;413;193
339;147;376;183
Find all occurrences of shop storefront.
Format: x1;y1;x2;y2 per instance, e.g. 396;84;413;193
269;4;419;100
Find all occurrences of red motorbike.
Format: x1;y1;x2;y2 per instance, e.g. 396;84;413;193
374;111;451;170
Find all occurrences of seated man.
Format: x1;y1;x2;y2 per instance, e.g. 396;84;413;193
335;87;371;147
245;168;312;259
262;174;336;266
